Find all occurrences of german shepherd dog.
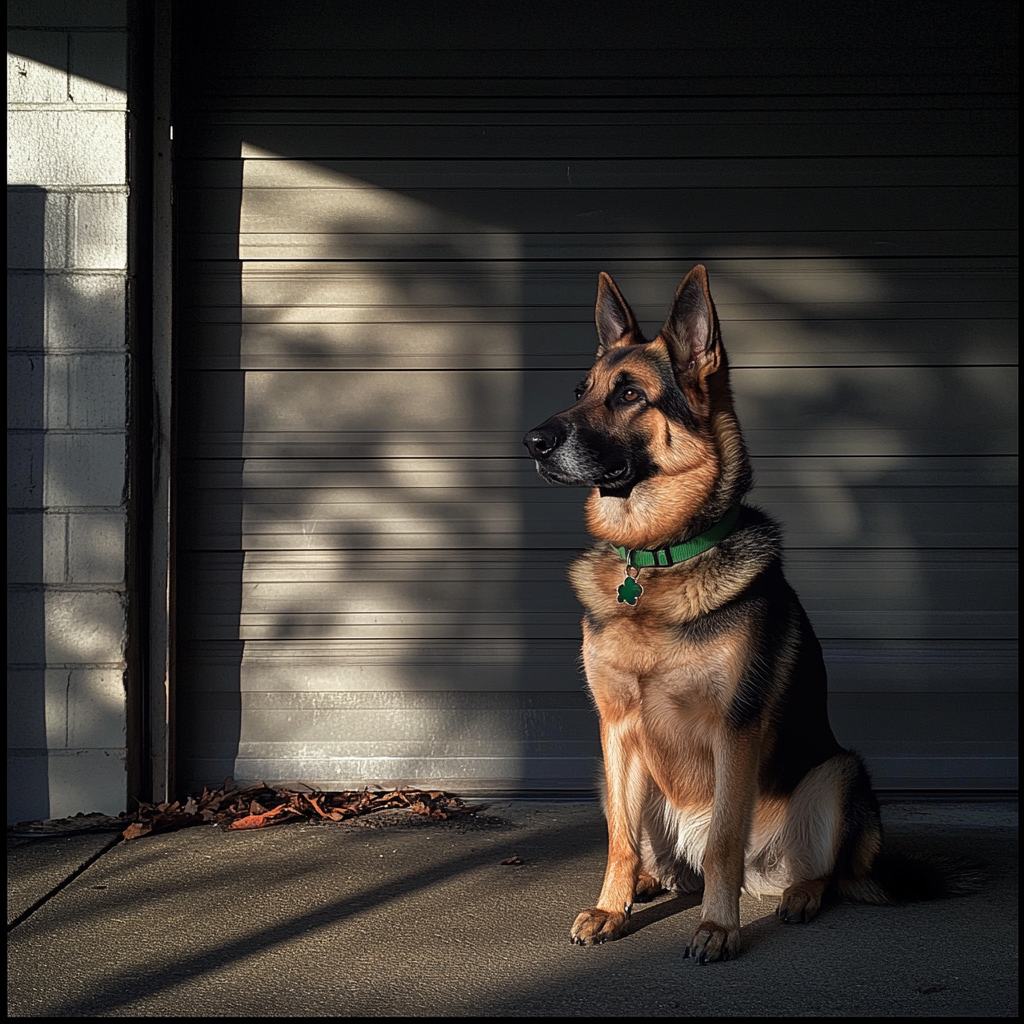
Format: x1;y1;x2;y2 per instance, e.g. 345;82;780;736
524;266;951;962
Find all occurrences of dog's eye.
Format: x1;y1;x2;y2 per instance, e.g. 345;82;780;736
574;382;588;401
621;388;644;403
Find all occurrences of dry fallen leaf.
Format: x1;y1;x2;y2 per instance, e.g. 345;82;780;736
228;804;297;831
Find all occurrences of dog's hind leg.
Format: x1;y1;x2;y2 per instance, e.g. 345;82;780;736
775;750;881;923
571;714;649;945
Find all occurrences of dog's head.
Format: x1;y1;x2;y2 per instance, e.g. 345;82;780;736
523;265;751;548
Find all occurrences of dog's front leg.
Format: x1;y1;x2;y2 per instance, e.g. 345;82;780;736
571;713;647;945
685;727;761;963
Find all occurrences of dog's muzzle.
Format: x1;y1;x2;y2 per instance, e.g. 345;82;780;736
523;418;638;494
523;419;587;486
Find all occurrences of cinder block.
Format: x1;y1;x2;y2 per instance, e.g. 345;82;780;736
6;751;51;824
6;588;45;664
69;32;126;105
45;273;126;349
6;512;44;583
6;433;44;508
44;354;70;428
7;110;126;186
44;589;126;665
6;30;67;103
6;353;45;429
6;669;49;751
67;353;125;428
9;190;70;271
40;667;125;748
6;354;98;431
70;192;127;268
44;192;71;269
7;273;45;347
44;667;70;747
67;512;124;583
44;433;125;506
67;668;126;747
6;1;127;29
45;748;127;818
43;513;68;582
8;190;42;269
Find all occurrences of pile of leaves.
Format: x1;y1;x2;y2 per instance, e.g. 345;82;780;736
122;780;474;840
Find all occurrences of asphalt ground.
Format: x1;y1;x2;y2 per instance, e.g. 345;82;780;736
7;800;1018;1017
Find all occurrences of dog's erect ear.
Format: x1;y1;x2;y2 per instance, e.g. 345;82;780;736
660;265;722;376
595;272;641;356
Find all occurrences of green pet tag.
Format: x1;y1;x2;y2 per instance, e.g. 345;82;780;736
617;574;643;605
617;550;644;605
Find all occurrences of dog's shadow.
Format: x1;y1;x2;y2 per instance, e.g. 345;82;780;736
626;891;702;934
626;891;784;955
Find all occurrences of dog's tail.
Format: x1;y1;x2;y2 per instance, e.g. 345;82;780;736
838;849;985;905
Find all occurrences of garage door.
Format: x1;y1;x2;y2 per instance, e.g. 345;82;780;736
172;3;1017;795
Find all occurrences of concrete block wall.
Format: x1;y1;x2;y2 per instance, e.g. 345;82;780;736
7;0;131;823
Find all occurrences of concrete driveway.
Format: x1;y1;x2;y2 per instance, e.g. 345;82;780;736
7;800;1017;1017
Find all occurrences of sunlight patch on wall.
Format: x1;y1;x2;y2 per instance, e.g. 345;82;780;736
231;145;527;783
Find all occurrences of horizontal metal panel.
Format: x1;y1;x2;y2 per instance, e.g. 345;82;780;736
178;21;1016;75
175;644;1019;695
180;255;1017;370
857;759;1016;790
234;186;1014;236
180;639;587;694
177;690;1017;793
183;320;1018;371
178;475;1015;548
175;552;1017;642
830;693;1018;743
181;257;1021;303
182;455;1018;488
180;116;1015;159
183;428;1018;461
181;156;1020;190
179;759;1016;795
178;367;1017;456
184;230;1017;261
191;93;1016;117
181;484;1016;549
183;756;599;792
179;39;1017;84
179;692;1018;752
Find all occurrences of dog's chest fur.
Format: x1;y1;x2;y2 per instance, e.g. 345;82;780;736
567;531;776;721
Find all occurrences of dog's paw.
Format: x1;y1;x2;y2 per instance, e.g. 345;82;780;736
634;869;664;903
684;920;740;963
777;880;826;924
570;907;630;945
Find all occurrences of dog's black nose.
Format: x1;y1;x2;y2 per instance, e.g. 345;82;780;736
524;425;560;459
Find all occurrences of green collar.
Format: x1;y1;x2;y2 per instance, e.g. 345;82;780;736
611;505;741;568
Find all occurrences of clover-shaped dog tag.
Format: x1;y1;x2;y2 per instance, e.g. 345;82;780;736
617;572;643;606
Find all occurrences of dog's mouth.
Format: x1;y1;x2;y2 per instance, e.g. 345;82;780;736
596;459;634;496
534;456;633;492
533;462;587;487
601;459;630;484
